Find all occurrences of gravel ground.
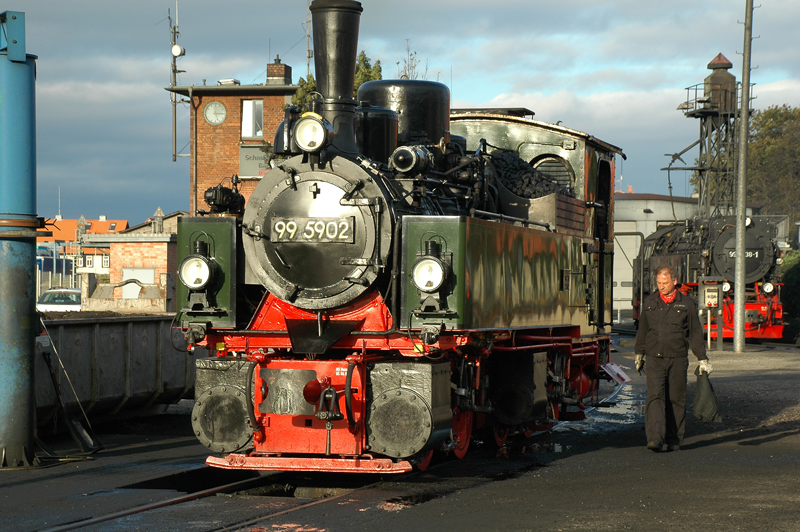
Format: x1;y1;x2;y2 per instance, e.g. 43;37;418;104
618;339;800;434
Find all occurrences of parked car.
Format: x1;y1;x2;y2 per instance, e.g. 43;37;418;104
37;288;81;312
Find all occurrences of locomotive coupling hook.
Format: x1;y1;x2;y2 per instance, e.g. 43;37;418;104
316;387;344;421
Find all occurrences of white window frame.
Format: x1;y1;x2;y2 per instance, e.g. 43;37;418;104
241;99;264;139
86;255;93;268
102;255;110;268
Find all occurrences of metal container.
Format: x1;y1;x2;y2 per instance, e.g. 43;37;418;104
35;315;194;431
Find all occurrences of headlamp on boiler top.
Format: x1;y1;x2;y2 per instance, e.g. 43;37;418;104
292;113;333;153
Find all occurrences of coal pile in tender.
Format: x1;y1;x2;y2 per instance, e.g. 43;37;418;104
490;151;574;199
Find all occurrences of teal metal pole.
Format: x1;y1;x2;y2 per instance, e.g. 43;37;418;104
0;11;40;468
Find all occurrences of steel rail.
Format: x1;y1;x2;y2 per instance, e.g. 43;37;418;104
38;474;278;532
206;462;440;532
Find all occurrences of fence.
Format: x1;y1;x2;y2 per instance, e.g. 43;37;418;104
36;269;81;299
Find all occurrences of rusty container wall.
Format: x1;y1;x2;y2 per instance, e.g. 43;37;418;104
34;315;194;431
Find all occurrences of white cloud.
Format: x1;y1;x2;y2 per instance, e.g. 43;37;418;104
15;0;800;222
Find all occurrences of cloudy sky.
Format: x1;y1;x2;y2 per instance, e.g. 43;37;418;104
12;0;800;224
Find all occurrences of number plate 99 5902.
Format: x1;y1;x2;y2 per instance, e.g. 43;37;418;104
270;217;355;243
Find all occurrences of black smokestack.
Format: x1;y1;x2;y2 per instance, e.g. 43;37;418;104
310;0;363;101
309;0;362;156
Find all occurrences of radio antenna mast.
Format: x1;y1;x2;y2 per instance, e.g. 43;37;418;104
305;0;312;80
169;0;188;161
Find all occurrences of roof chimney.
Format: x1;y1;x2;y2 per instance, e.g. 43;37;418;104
267;55;293;85
152;207;164;234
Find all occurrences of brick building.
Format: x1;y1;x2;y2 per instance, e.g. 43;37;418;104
82;212;179;312
35;215;128;292
167;56;297;214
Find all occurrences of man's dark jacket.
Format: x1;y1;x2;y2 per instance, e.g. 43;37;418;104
635;290;708;360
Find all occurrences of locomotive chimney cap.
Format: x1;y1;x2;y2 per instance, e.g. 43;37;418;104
708;53;733;70
309;0;363;14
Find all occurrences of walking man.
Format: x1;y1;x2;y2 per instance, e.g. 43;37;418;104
634;265;712;451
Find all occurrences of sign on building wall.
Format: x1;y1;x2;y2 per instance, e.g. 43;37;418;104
239;145;272;177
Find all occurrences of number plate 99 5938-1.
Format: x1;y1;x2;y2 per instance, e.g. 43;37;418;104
270;217;355;243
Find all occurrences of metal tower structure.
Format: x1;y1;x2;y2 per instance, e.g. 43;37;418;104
668;54;742;217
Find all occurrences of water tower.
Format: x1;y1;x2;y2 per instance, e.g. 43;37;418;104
676;54;742;217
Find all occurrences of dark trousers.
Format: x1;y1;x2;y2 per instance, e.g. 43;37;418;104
645;355;689;446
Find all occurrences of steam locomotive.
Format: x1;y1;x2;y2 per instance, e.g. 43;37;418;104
175;0;627;473
632;215;784;339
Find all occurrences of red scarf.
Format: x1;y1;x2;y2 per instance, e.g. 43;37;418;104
660;290;677;304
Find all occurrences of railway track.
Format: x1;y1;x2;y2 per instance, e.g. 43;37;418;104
38;474;279;532
34;466;395;532
34;382;626;532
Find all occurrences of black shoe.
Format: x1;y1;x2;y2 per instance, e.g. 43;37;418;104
666;443;680;451
646;441;663;452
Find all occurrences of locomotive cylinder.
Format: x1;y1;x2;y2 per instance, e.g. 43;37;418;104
355;103;398;163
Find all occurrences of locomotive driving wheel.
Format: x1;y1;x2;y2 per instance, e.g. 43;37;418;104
522;423;534;439
492;425;509;447
536;398;560;431
413;450;435;471
451;407;473;459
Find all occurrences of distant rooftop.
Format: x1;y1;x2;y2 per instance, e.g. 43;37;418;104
37;217;128;243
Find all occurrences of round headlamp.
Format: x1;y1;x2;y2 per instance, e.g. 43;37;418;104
722;281;731;293
179;255;213;290
763;282;774;294
412;257;446;292
745;216;753;227
293;113;333;153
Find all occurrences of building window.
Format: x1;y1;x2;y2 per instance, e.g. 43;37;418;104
77;256;84;267
102;255;110;268
109;223;117;231
241;99;264;139
86;255;93;268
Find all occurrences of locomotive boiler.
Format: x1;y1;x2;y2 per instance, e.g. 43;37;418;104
175;0;627;473
632;215;784;339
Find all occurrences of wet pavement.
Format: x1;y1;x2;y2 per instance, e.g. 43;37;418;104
2;338;799;532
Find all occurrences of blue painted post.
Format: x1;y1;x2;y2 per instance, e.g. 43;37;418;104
0;11;42;468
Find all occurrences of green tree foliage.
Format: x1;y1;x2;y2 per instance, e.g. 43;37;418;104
779;250;800;333
747;104;800;227
354;51;382;95
290;74;316;112
749;106;800;336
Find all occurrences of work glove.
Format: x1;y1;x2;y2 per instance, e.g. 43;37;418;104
698;359;713;375
635;354;645;375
